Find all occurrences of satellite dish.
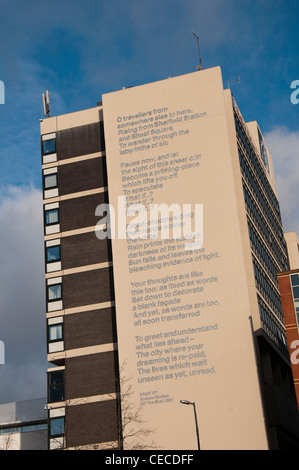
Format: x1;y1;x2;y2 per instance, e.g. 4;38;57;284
42;90;51;117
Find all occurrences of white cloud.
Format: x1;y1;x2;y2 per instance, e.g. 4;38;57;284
265;126;299;235
0;186;47;404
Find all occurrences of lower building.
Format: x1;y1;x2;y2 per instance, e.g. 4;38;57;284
278;231;299;407
0;398;47;450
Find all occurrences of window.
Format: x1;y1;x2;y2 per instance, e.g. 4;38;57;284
50;417;65;437
292;286;299;299
48;371;65;403
46;245;61;263
47;318;64;352
45;208;59;226
42;138;56;155
48;324;63;342
44;173;57;190
0;423;48;435
47;283;62;301
290;274;299;327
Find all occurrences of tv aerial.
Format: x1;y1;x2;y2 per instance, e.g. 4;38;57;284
42;90;51;117
192;31;203;71
227;77;240;89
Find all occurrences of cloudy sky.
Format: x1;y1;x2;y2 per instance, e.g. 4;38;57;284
0;0;298;404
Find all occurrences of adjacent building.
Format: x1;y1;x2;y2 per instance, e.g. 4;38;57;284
0;398;47;450
278;231;299;407
40;65;299;450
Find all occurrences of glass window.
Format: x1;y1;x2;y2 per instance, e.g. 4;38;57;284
48;371;65;403
0;427;15;434
44;173;57;190
42;138;56;155
45;209;59;226
0;423;48;434
23;425;36;433
50;417;64;437
292;286;299;299
46;245;61;263
49;324;63;342
291;274;299;287
48;284;62;301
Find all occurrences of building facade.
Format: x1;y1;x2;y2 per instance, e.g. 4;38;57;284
0;398;47;450
284;232;299;270
278;231;299;408
40;66;299;450
41;107;119;450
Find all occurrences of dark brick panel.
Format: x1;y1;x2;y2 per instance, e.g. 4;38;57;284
56;121;105;160
65;351;118;400
66;399;119;448
64;307;117;350
61;232;112;270
62;267;115;309
59;192;108;232
58;157;107;195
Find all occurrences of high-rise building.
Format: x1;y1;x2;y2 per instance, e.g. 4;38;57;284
40;66;299;450
41;106;118;450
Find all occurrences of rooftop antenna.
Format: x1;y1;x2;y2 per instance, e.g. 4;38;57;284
192;31;203;71
227;77;240;89
42;90;51;117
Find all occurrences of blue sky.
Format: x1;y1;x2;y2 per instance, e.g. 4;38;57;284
0;0;299;404
0;0;298;189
